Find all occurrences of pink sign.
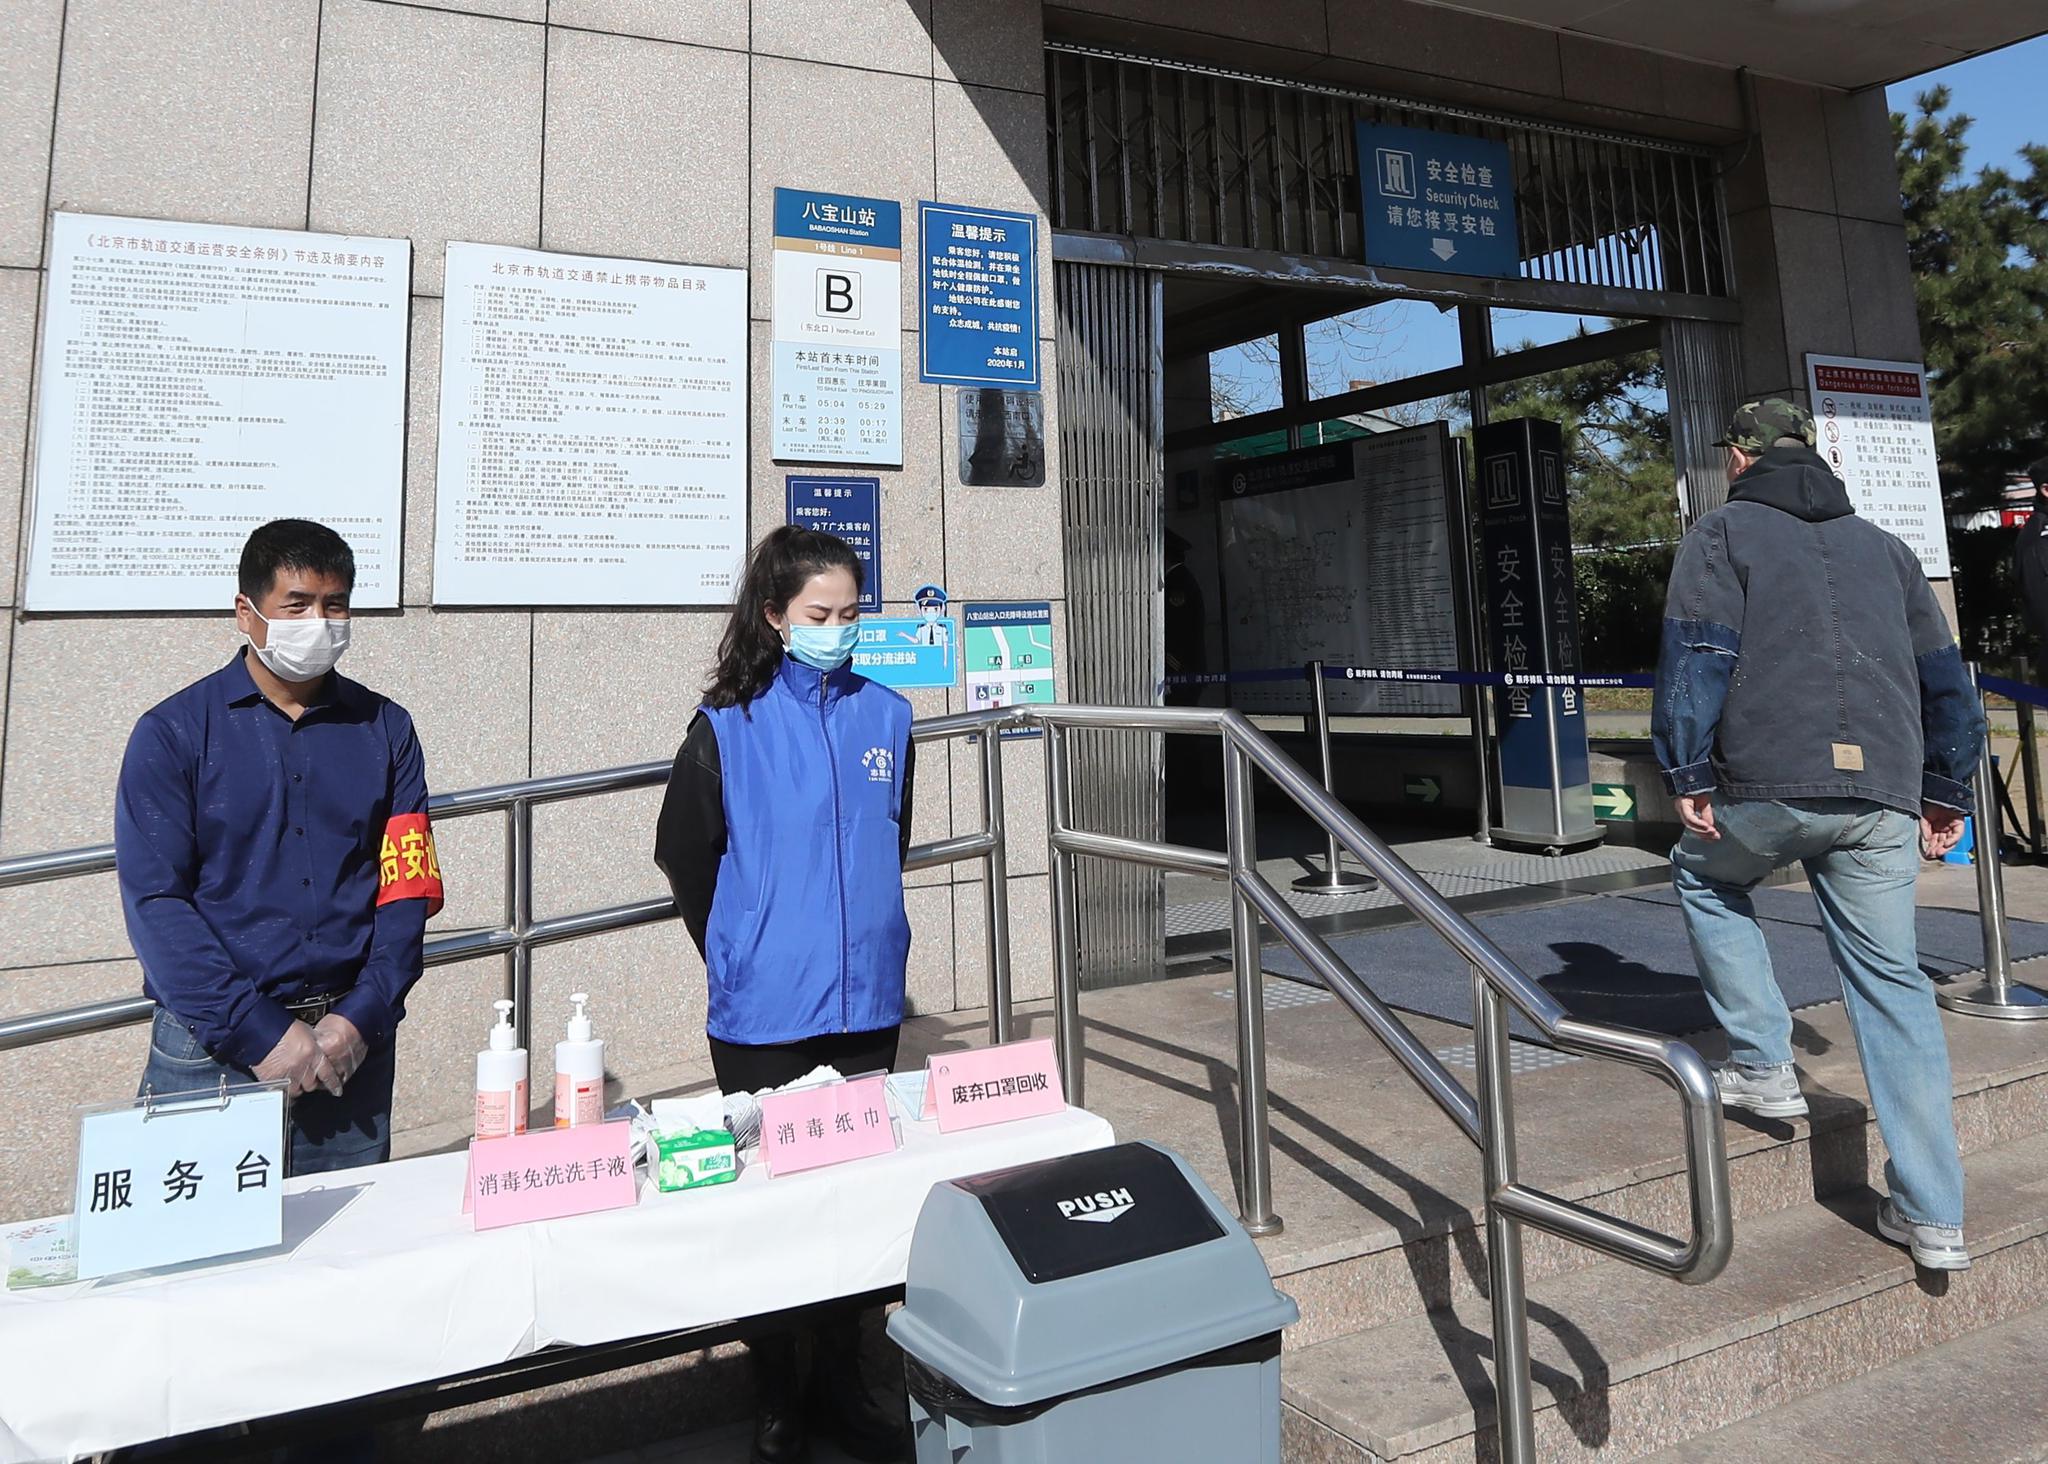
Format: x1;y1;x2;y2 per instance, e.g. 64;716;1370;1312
463;1119;639;1230
759;1074;898;1177
928;1037;1065;1133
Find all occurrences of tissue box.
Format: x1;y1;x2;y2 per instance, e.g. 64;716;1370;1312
653;1128;738;1191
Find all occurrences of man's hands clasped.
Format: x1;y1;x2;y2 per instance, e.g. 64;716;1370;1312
1920;803;1966;860
312;1013;368;1089
252;1021;339;1097
251;1013;367;1098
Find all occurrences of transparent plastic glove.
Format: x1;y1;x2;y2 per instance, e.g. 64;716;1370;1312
311;1013;369;1093
252;1021;341;1099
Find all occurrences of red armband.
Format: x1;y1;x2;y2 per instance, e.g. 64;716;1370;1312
377;812;445;917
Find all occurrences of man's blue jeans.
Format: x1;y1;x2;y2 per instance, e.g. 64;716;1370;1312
1671;796;1965;1228
139;1007;394;1176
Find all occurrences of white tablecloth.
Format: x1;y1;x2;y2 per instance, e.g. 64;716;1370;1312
0;1107;1115;1462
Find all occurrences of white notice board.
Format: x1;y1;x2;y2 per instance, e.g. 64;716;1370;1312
433;243;748;606
1804;354;1951;578
26;213;410;611
1218;425;1462;717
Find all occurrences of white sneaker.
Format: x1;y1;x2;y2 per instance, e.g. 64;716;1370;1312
1876;1197;1971;1271
1712;1062;1809;1118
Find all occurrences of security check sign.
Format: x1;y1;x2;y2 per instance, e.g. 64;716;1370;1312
73;1083;286;1279
771;189;903;465
1356;124;1519;279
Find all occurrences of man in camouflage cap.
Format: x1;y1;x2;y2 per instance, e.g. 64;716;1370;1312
1654;396;1984;1270
1715;396;1818;455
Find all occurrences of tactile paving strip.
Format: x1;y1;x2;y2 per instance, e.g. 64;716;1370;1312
1430;1041;1584;1074
1164;869;1529;939
1212;983;1337;1012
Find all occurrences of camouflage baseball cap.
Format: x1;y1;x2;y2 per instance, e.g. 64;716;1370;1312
1716;398;1816;453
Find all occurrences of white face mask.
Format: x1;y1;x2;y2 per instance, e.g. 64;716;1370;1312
247;607;350;682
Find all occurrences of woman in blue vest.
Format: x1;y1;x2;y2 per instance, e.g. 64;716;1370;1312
655;525;914;1464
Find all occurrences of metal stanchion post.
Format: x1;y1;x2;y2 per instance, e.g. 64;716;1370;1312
1293;661;1376;894
1224;736;1282;1237
1044;723;1087;1101
506;798;534;1055
2019;666;2045;857
1473;968;1535;1464
1940;667;2048;1019
981;731;1014;1045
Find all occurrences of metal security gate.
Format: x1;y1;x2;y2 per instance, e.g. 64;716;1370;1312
1046;44;1734;304
1663;317;1746;522
1056;261;1166;987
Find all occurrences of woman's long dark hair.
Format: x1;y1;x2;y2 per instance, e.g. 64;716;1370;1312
703;527;865;709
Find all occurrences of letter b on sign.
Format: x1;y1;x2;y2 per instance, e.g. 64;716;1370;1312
818;270;860;319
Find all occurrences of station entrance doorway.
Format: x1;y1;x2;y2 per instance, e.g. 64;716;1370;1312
1045;46;1746;988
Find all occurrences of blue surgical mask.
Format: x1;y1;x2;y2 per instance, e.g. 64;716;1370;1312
786;622;860;672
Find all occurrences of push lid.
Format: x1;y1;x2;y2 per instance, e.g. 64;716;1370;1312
955;1142;1224;1284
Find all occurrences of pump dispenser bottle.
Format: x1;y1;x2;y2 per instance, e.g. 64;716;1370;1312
475;999;528;1140
554;992;604;1129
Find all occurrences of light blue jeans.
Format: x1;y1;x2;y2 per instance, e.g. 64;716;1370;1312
1672;796;1964;1228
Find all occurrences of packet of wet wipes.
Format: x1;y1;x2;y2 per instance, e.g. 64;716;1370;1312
651;1128;739;1192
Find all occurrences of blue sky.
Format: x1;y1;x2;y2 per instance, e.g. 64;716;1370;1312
1886;35;2046;175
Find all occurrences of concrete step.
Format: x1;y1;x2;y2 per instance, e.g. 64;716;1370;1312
1634;1304;2048;1463
1278;1128;2048;1463
1268;1038;2048;1350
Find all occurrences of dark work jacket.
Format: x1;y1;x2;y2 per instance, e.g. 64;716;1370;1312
2015;491;2048;655
652;656;916;1044
1652;444;1984;815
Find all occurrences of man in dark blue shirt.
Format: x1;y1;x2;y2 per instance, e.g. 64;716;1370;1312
115;520;443;1175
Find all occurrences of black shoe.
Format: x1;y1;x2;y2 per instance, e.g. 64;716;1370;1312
751;1406;809;1464
748;1334;811;1464
810;1318;909;1463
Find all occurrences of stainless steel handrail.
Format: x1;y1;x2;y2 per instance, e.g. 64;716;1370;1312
1021;700;1732;1464
0;711;1019;1055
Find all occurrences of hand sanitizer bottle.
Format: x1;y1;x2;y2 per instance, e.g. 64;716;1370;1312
475;999;528;1140
554;992;605;1129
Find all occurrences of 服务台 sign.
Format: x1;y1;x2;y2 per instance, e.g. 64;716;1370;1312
73;1082;286;1279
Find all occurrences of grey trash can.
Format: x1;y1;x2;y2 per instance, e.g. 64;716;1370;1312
886;1140;1299;1463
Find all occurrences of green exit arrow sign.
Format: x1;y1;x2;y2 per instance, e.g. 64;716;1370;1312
1404;774;1442;805
1592;783;1637;821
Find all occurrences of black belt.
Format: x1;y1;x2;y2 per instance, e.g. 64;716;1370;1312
283;991;348;1024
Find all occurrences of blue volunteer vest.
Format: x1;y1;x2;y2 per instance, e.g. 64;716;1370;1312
699;654;913;1044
